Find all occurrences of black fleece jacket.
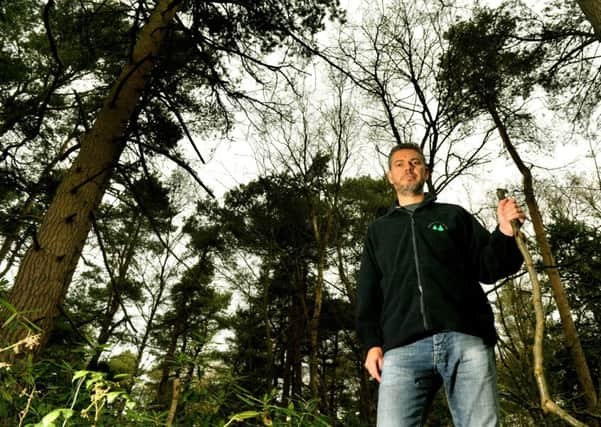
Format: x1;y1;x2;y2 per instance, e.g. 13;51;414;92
356;194;523;352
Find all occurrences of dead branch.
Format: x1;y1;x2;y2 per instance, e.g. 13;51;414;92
497;188;588;427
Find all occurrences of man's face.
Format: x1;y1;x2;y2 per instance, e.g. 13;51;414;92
387;149;429;196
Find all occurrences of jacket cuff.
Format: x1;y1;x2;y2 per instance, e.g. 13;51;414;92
493;225;515;240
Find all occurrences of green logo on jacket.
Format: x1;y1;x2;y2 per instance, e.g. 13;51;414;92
428;222;448;232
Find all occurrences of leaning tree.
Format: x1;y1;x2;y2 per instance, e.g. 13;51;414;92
1;0;343;355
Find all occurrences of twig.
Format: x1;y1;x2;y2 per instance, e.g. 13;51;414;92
63;376;86;427
18;385;36;427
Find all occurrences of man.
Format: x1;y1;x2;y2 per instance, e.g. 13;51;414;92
356;143;525;426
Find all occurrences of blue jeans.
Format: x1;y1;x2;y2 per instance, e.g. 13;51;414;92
377;332;500;427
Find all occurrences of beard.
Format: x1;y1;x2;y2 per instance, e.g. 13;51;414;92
394;179;426;196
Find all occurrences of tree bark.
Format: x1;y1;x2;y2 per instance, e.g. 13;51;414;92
157;320;182;405
165;377;181;427
261;271;275;391
490;106;598;417
308;205;334;401
282;262;305;404
0;141;77;274
576;0;601;40
292;264;306;399
1;0;182;352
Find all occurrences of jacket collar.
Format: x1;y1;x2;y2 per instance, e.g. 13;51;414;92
384;193;437;216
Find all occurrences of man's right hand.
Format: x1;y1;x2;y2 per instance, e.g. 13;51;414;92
364;346;383;383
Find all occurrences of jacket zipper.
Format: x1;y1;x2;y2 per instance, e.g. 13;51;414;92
410;213;429;330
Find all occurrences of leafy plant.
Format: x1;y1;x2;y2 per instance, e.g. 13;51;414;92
225;387;332;427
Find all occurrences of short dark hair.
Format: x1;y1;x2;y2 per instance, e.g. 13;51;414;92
387;143;426;169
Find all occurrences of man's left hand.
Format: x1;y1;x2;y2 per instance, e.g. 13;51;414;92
497;198;526;236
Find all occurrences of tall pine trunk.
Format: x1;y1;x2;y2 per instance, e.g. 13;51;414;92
1;0;182;353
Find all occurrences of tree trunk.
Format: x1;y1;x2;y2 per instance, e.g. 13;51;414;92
327;331;340;415
490;106;599;416
88;218;141;370
1;0;181;352
133;251;171;381
309;206;333;401
576;0;601;40
0;140;77;273
282;266;304;404
0;196;34;270
86;295;120;370
283;296;304;402
165;377;181;427
292;288;305;399
157;321;182;405
261;271;275;391
289;261;307;400
359;366;377;425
